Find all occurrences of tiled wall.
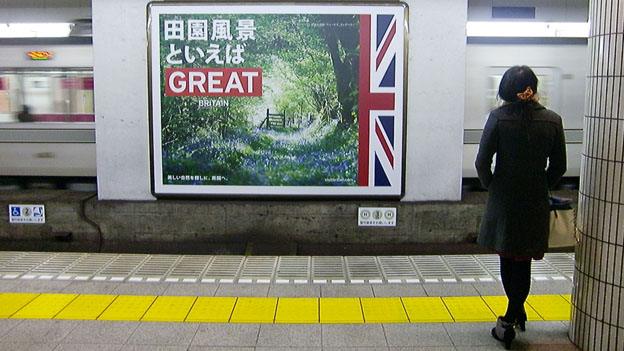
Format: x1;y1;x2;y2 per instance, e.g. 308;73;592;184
570;1;624;350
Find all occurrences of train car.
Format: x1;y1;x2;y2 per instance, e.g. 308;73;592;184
0;38;586;185
0;42;95;179
463;39;587;181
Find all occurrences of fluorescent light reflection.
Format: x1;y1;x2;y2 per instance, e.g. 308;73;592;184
0;23;73;38
467;21;589;38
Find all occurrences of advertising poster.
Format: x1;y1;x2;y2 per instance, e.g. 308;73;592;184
149;3;407;197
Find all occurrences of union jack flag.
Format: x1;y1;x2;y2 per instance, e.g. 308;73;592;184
358;14;401;187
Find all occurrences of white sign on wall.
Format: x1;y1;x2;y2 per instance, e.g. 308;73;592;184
8;204;46;224
358;207;396;226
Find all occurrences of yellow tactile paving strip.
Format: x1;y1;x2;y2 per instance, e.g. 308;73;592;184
481;296;542;321
186;297;236;322
0;293;572;324
230;297;278;323
361;297;409;323
275;298;318;323
402;296;453;322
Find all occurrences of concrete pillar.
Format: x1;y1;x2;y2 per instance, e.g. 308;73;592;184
570;1;624;350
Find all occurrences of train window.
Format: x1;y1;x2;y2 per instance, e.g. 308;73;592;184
0;70;94;123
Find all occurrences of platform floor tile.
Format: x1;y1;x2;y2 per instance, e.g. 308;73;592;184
256;324;322;348
384;323;454;347
0;319;80;345
61;320;139;345
321;324;386;348
125;321;199;346
191;324;260;347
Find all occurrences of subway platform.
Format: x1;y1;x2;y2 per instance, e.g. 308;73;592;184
0;251;577;350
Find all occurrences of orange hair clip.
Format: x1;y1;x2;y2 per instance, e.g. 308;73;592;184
516;87;534;101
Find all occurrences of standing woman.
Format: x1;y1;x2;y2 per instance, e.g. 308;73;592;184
475;65;567;349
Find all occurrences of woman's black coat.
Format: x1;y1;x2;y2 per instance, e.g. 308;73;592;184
475;102;567;257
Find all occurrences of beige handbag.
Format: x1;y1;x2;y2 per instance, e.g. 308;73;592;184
548;197;577;248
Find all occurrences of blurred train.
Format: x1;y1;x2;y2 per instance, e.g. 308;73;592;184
0;42;95;181
0;38;585;185
464;38;586;182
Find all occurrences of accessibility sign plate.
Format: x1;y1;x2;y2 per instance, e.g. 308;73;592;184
358;207;396;227
8;204;46;224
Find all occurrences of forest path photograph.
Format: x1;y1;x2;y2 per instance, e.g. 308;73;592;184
159;13;361;186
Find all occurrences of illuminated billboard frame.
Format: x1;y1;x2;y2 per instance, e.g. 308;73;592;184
148;2;408;197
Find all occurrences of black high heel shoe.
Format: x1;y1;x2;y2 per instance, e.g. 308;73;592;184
516;311;527;332
491;316;516;350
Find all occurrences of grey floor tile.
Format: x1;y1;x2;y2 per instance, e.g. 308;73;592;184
322;324;387;348
61;321;138;344
256;324;321;347
423;283;480;297
0;343;57;351
61;282;121;294
0;279;21;291
9;280;73;292
455;345;579;351
191;324;260;347
54;344;122;351
321;285;374;297
471;282;505;296
323;347;389;351
372;284;427;297
267;284;321;297
513;345;580;351
529;281;572;295
0;320;80;344
383;323;453;347
215;284;269;297
164;283;218;296
112;283;170;296
118;346;188;351
443;322;501;347
189;347;254;351
388;348;455;351
454;346;507;351
126;322;199;346
0;319;24;338
256;348;321;351
513;321;572;345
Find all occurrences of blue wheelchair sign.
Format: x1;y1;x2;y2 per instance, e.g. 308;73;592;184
10;206;21;217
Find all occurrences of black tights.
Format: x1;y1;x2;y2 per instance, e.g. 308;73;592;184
499;256;532;322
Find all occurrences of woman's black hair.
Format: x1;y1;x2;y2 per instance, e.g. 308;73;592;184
498;66;539;140
498;65;539;103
